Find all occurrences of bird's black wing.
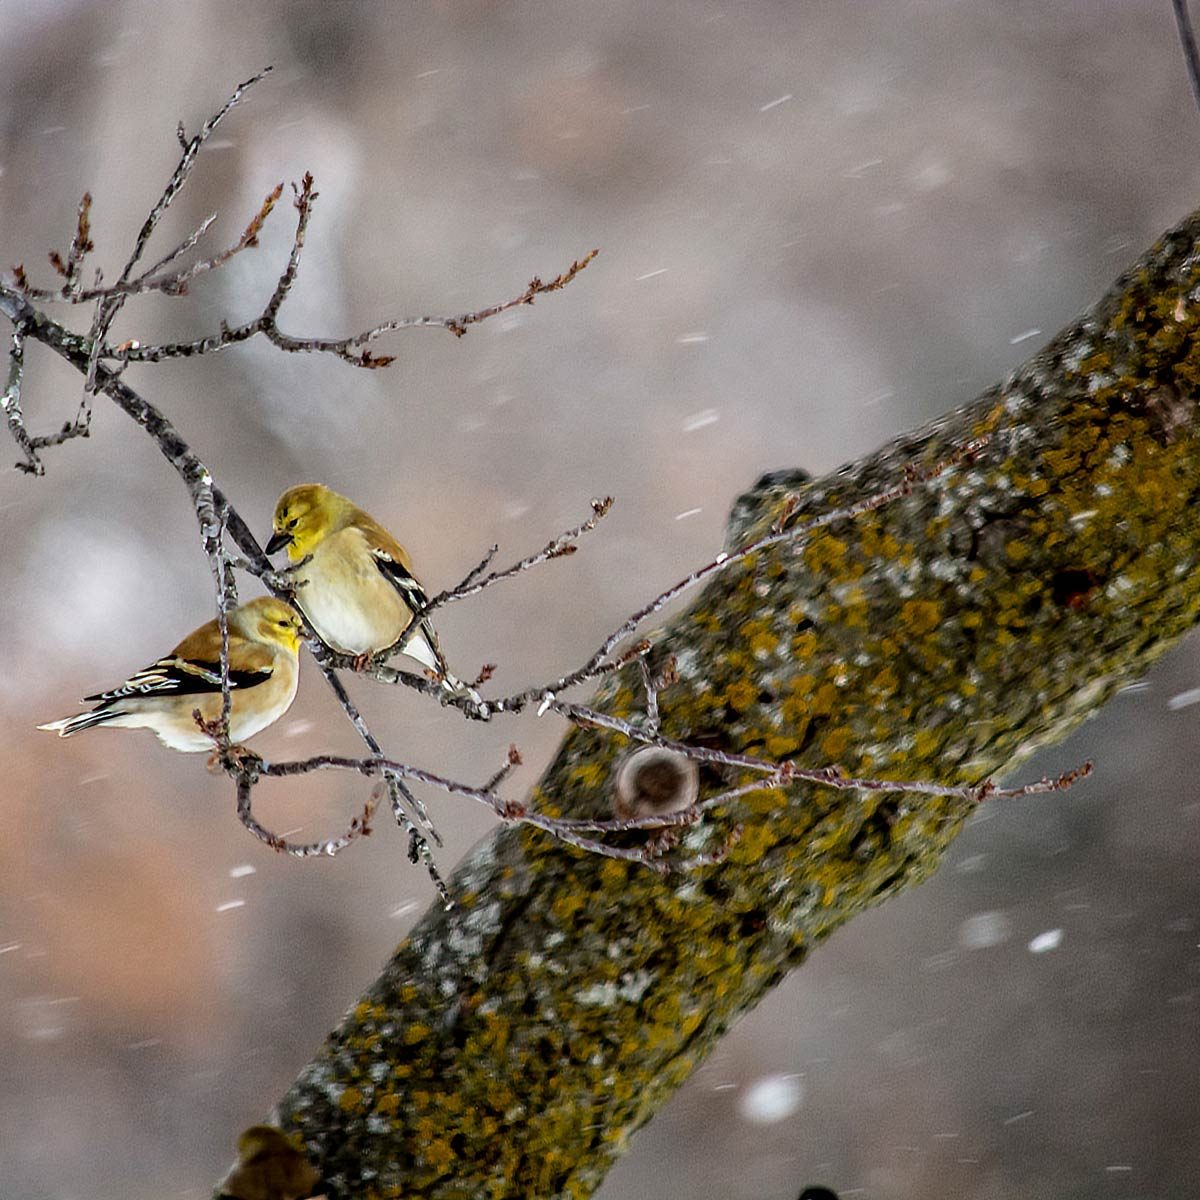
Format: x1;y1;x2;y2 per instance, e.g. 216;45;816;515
84;656;272;702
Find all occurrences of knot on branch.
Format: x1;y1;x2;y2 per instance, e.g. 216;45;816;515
218;1123;320;1200
725;468;814;549
613;746;700;820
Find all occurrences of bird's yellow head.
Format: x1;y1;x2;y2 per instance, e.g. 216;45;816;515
267;483;350;560
235;596;305;653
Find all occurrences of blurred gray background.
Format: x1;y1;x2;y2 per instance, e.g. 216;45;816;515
1;2;1199;1198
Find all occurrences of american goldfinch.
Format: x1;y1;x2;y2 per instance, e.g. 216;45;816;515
219;1124;321;1200
266;483;476;696
38;596;303;752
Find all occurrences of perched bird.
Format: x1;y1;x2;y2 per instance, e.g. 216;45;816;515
219;1124;321;1200
267;483;476;696
38;596;303;752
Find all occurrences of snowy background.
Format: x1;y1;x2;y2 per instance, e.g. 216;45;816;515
1;2;1199;1198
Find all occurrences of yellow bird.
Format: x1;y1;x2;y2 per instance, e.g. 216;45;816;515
38;596;303;752
267;483;476;696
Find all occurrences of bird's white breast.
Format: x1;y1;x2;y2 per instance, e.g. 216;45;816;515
296;531;409;655
229;650;299;742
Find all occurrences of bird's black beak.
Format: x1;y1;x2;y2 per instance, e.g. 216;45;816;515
265;530;294;555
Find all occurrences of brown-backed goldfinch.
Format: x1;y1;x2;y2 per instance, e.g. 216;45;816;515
38;596;303;752
266;483;476;696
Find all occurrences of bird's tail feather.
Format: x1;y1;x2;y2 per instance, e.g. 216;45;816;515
400;622;481;703
37;707;118;738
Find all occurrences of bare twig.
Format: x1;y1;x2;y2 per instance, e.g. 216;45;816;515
481;745;523;793
5;71;275;461
453;544;500;594
140;212;219;281
118;68;273;293
2;324;41;474
47;192;94;294
235;770;377;858
364;438;989;717
389;781;450;908
351;497;617;676
26;417;92;454
549;696;1093;809
1174;0;1200;115
86;68;271;383
14;192;282;307
437;249;601;336
516;437;989;708
108;173;598;369
423;497;614;615
247;751;691;869
130;183;284;300
79;292;108;422
316;662;448;896
232;741;1090;874
638;657;661;733
76;185;282;304
212;518;239;739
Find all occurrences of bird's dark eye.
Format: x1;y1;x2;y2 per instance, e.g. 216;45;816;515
287;518;299;530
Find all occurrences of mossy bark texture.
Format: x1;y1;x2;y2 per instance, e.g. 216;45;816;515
272;211;1200;1198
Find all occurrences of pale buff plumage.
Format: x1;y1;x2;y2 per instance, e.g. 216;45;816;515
267;483;476;697
38;597;303;752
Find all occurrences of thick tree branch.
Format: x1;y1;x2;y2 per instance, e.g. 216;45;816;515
262;208;1200;1198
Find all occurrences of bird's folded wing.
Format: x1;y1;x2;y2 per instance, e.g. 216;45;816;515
84;640;274;702
370;545;433;613
367;540;447;670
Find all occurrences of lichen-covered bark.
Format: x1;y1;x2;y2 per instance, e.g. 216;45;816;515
274;209;1200;1199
